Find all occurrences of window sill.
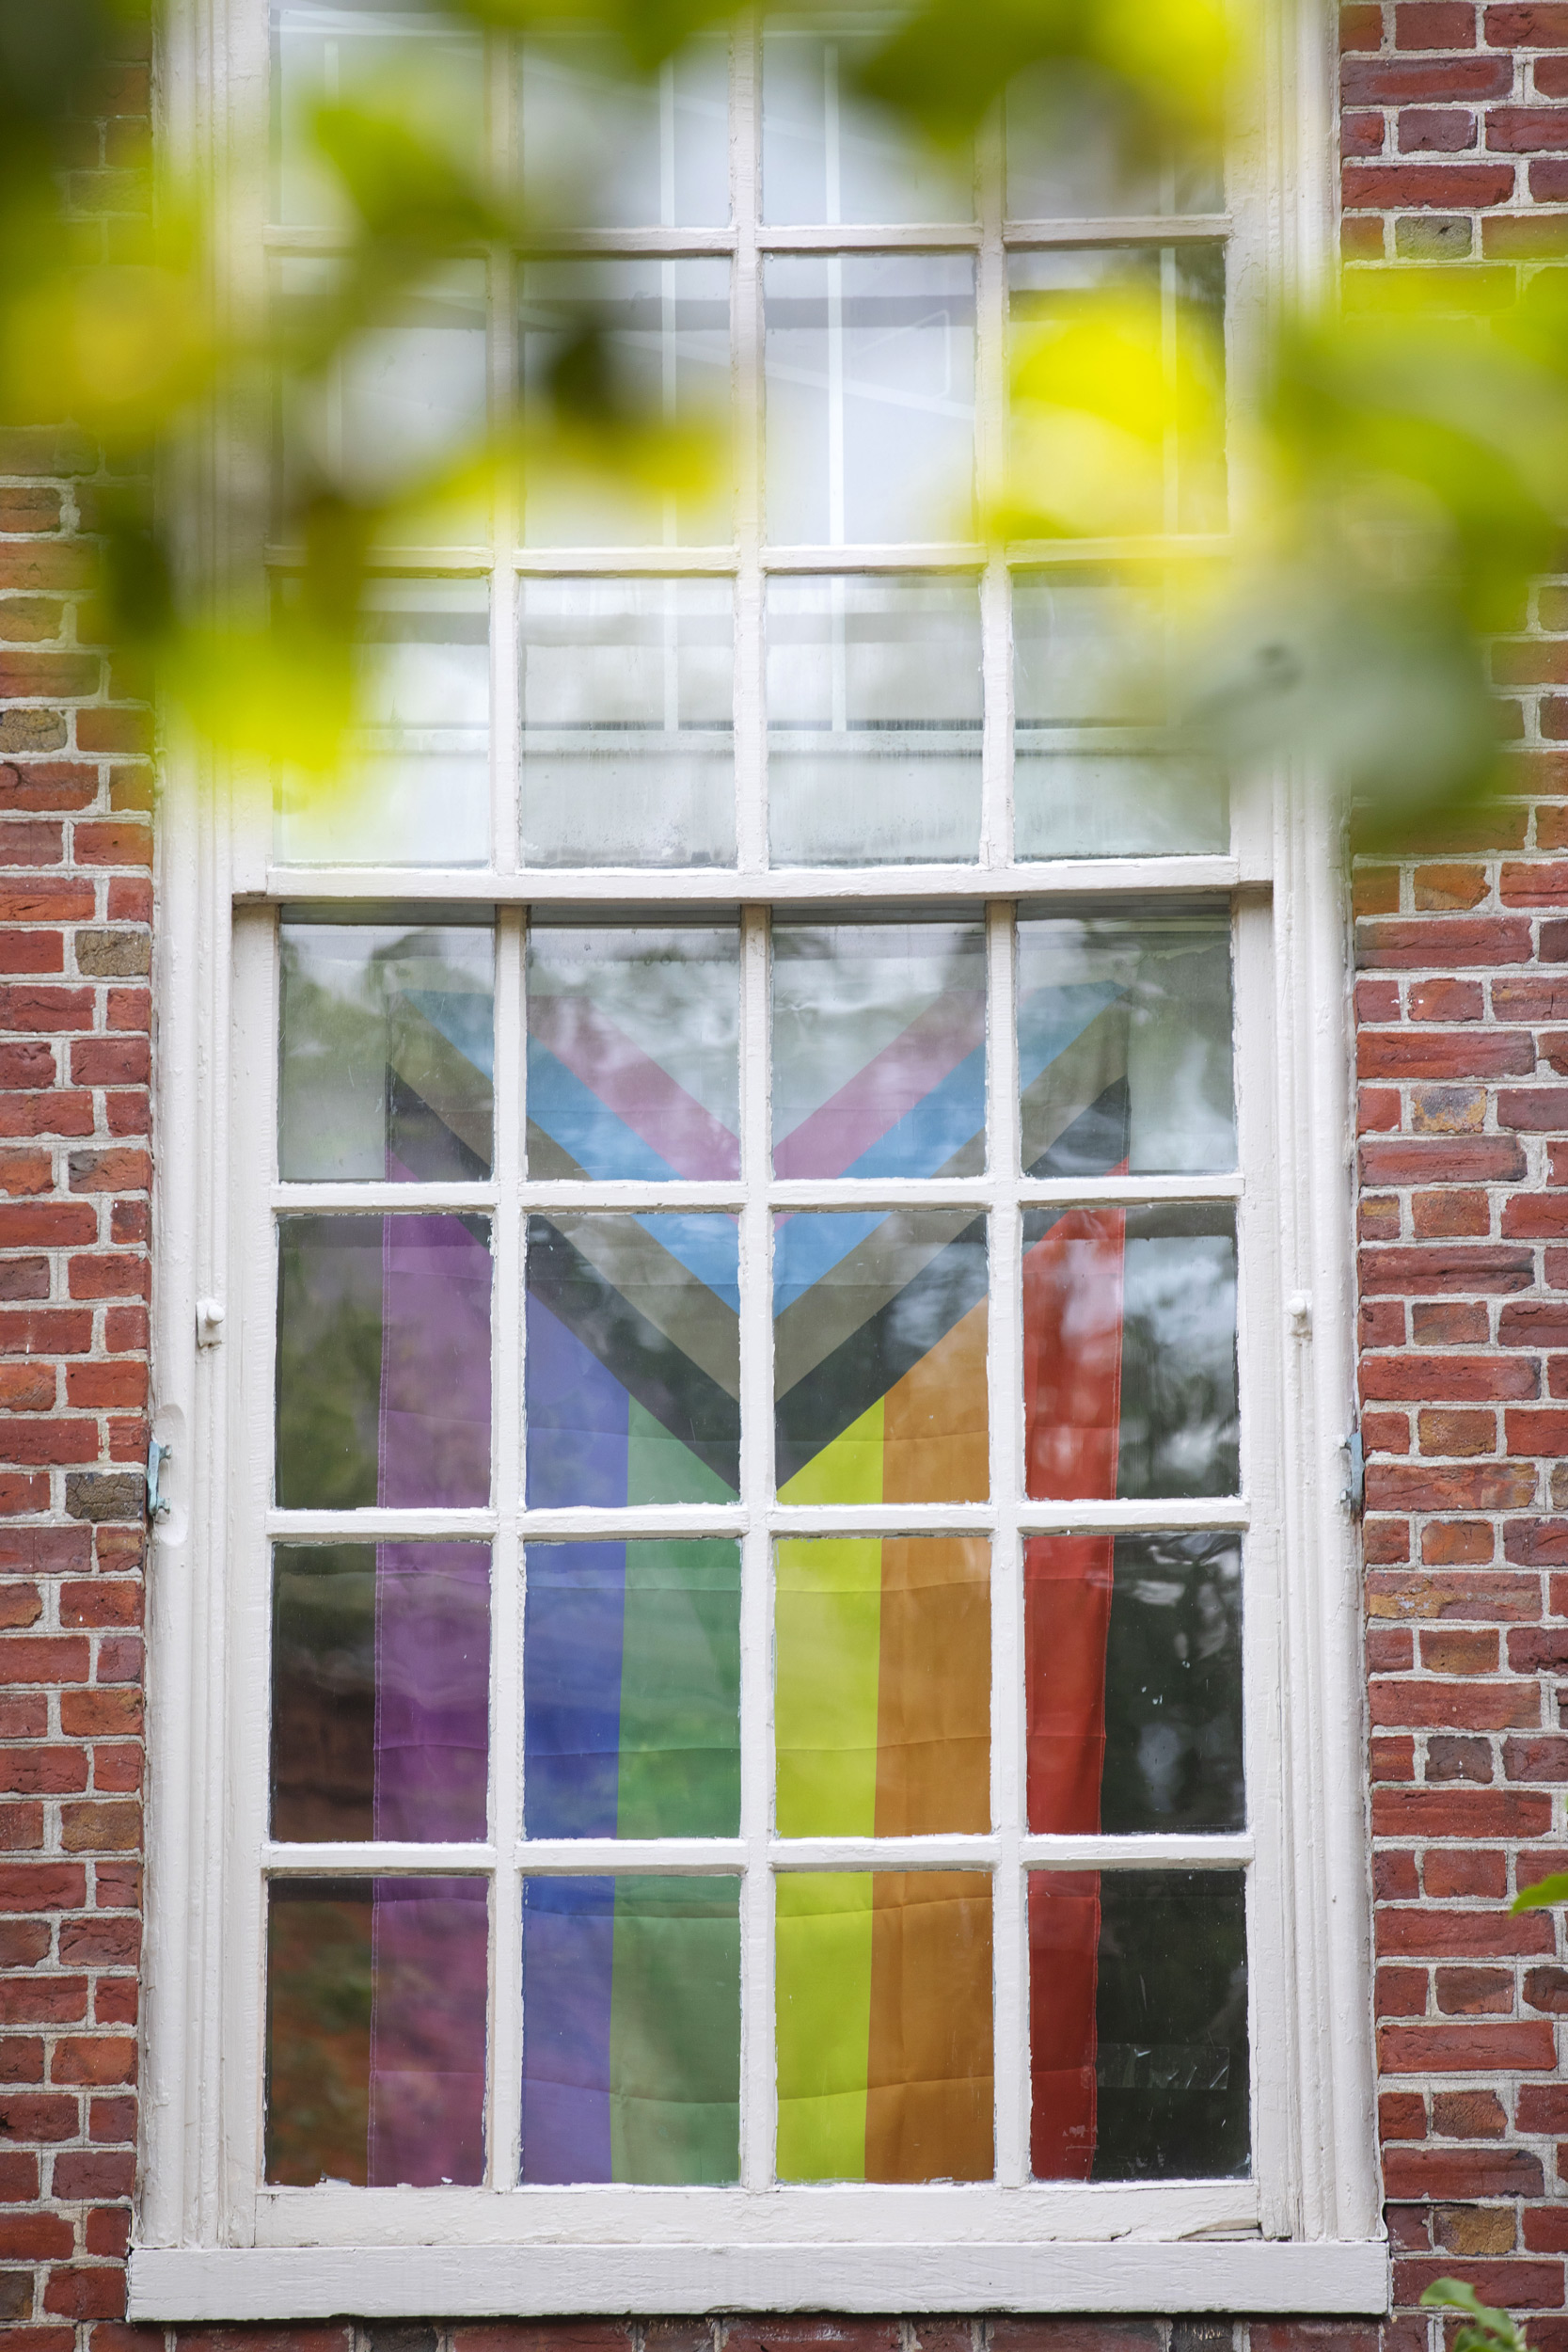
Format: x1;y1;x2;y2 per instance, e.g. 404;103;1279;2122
128;2237;1390;2320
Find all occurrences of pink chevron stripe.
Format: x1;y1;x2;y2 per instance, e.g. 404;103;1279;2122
530;994;740;1180
772;990;985;1180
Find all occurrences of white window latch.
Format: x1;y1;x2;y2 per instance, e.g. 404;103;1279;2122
196;1297;227;1348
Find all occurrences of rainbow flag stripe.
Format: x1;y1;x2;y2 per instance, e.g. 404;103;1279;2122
520;1874;741;2185
776;1871;993;2183
774;1537;990;1838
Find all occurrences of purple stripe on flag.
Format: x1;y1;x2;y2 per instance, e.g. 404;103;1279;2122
531;995;739;1180
373;1543;490;1844
772;990;985;1179
379;1212;492;1509
368;1877;487;2187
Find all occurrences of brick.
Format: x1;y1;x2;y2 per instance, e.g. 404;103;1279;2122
1346;55;1513;94
1371;1678;1539;1727
1344;158;1515;199
1366;1463;1538;1509
1360;1028;1532;1075
1358;915;1534;965
1379;1905;1555;1956
1380;2021;1558;2069
1386;2144;1544;2194
1487;102;1568;141
1372;1788;1554;1835
1393;2259;1564;2308
1399;1;1480;40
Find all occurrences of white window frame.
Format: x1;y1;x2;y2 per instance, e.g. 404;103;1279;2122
135;0;1386;2320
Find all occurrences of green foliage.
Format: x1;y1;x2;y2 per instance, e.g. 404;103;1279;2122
1421;2278;1530;2352
1512;1871;1568;1915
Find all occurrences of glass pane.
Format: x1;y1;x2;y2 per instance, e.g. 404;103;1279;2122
774;1210;987;1503
772;919;985;1178
527;924;739;1181
265;1876;487;2185
276;260;489;540
520;580;735;868
1016;912;1234;1176
762;18;973;224
1028;1869;1248;2181
775;1537;989;1836
271;1542;490;1843
519;260;731;547
1025;1532;1243;1836
277;1214;493;1509
766;576;981;865
279;918;494;1180
776;1871;992;2182
1005;66;1223;221
520;1874;741;2183
765;254;974;545
524;1540;740;1837
519;29;730;228
527;1213;740;1505
272;0;484;230
1022;1202;1238;1502
1012;576;1227;859
276;580;490;867
1008;247;1227;537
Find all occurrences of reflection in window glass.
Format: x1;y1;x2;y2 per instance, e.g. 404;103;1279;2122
776;1871;992;2182
276;259;488;535
1025;1532;1243;1836
1029;1869;1248;2181
520;29;730;228
1012;575;1227;858
762;16;973;225
1022;1203;1239;1502
527;925;739;1180
271;0;484;230
279;918;494;1180
775;1537;990;1836
774;1210;987;1504
772;918;985;1179
519;260;731;547
266;1876;488;2185
766;576;981;865
523;1541;740;1838
526;1213;740;1506
1008;246;1227;537
520;580;735;867
275;580;490;867
1005;65;1223;222
270;1542;490;1844
765;254;974;544
1016;913;1234;1176
520;1874;741;2184
276;1214;493;1510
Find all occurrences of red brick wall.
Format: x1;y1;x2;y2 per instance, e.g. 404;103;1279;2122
14;4;1568;2348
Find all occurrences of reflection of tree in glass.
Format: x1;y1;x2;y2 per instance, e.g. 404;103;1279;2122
1101;1532;1243;1836
1092;1871;1248;2182
276;1226;384;1510
1116;1224;1238;1500
265;1891;373;2185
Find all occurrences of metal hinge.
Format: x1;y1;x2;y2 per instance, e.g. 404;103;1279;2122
1341;1425;1365;1517
146;1434;171;1524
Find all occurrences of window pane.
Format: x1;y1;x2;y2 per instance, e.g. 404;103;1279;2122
1017;912;1234;1176
520;580;736;868
279;918;494;1180
775;1871;992;2182
762;18;973;224
774;1210;987;1503
526;1213;740;1505
276;580;491;867
1013;575;1227;859
276;1213;493;1509
519;30;730;227
520;1874;741;2184
765;254;974;544
519;260;731;547
1022;1203;1239;1502
271;1542;490;1843
528;924;740;1178
1024;1532;1243;1836
1008;246;1226;536
1028;1869;1248;2182
272;0;484;230
1005;67;1223;221
265;1876;488;2186
766;576;981;865
276;260;489;540
775;1537;990;1836
523;1540;740;1838
772;918;985;1179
